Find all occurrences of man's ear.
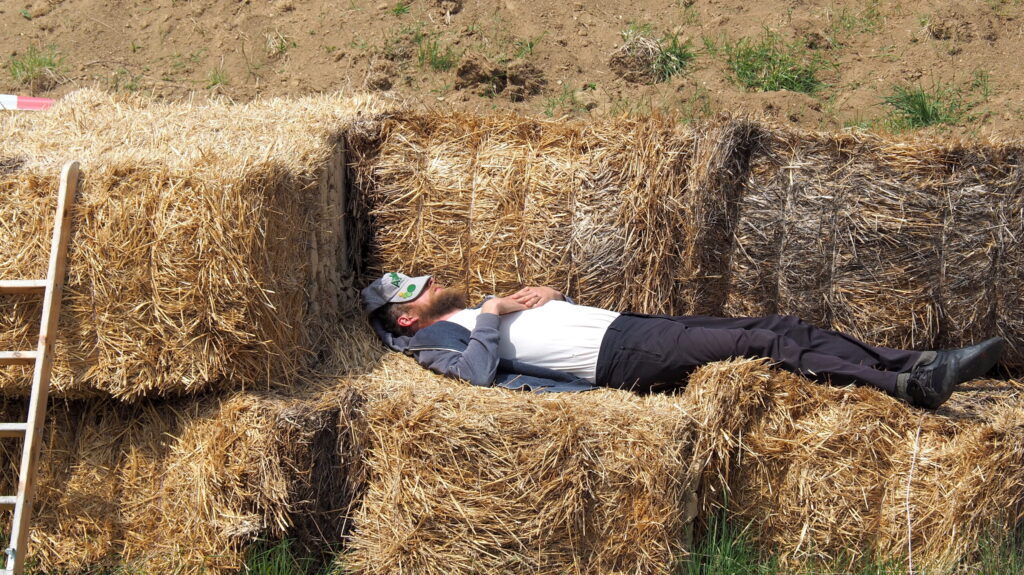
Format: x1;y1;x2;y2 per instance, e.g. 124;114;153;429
396;313;418;329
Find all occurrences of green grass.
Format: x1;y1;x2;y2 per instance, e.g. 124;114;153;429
723;31;826;94
7;44;62;89
656;34;696;82
416;33;459;71
110;68;142;92
543;84;590;117
207;66;229;88
678;514;1024;574
266;31;297;57
513;34;543;59
882;83;967;129
390;1;410;16
245;539;343;575
619;24;696;83
827;0;884;39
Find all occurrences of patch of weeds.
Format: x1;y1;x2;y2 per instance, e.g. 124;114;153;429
882;83;967;129
609;95;652;118
543;84;589;117
677;85;713;123
612;26;696;84
382;24;424;61
207;65;229;88
349;37;370;52
677;513;774;574
391;1;411;16
417;33;459;71
110;68;142;92
266;31;297;58
623;21;655;40
972;69;992;102
828;0;884;39
975;525;1024;574
244;539;346;575
656;34;695;81
874;44;903;63
7;44;63;90
723;31;827;93
19;8;32;19
170;49;206;72
680;3;701;26
513;34;544;59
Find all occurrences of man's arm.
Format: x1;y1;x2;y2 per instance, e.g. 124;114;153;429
416;296;527;387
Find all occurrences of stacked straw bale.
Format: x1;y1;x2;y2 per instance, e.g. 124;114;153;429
355;114;1024;367
350;112;760;316
4;328;1023;573
344;354;704;575
0;385;365;574
343;354;1024;573
688;359;1024;571
724;129;1024;363
0;89;396;399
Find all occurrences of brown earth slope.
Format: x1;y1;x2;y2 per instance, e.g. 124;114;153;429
2;0;1023;137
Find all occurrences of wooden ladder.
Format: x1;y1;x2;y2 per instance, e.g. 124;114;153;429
0;161;78;575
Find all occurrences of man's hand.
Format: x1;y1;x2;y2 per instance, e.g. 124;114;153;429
481;296;529;316
509;286;564;309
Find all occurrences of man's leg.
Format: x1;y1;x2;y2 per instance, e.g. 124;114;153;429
595;314;905;394
676;314;926;373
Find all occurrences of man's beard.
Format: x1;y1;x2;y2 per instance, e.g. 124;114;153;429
418;287;467;326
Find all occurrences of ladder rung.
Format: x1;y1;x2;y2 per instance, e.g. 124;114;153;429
0;351;38;366
0;423;27;438
0;280;47;295
0;496;15;510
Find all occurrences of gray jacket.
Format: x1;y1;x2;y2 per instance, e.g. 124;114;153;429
371;302;596;393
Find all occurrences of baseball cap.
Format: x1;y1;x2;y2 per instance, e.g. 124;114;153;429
361;272;432;315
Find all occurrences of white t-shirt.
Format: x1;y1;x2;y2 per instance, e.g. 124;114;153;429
446;300;619;382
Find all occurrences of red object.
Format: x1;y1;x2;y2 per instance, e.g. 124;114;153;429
0;95;55;111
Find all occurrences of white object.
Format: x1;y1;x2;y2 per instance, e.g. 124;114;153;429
0;95;54;111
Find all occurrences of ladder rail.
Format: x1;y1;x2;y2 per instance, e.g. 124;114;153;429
4;161;78;575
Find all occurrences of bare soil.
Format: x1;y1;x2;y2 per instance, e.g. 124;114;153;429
2;0;1023;137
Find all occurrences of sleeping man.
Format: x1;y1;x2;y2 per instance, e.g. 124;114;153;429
362;272;1006;410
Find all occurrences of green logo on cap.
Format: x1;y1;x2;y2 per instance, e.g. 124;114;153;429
399;284;417;298
388;273;402;288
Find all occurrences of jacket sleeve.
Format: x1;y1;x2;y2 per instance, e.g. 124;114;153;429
416;313;502;387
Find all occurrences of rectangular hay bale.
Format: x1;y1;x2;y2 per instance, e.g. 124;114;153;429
0;89;394;399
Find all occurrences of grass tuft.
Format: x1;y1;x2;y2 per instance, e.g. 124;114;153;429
882;83;966;129
656;34;696;82
207;66;229;88
390;1;410;16
723;31;826;94
245;539;344;575
266;31;297;58
417;33;459;71
7;44;63;91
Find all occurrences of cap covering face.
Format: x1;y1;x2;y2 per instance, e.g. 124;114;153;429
361;272;432;315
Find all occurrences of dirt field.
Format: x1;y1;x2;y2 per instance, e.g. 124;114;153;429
2;0;1023;137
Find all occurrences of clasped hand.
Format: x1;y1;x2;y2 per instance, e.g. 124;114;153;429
481;286;563;315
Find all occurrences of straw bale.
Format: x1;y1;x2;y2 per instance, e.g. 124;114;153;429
0;383;367;574
0;89;396;399
724;130;942;350
725;127;1024;365
354;112;765;316
686;358;1024;571
344;353;702;575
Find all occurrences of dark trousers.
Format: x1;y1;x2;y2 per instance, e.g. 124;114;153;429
594;314;923;395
